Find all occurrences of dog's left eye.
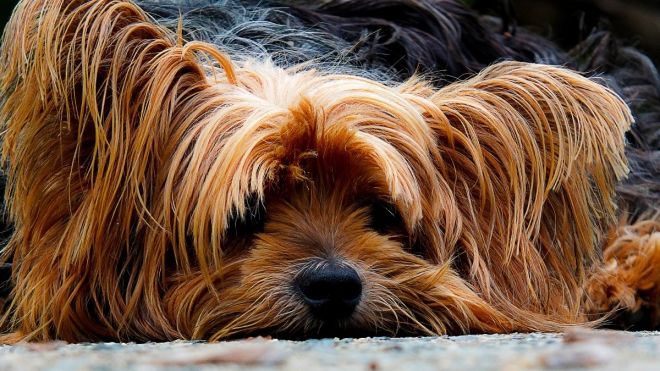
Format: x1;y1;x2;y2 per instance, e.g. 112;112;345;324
225;202;267;240
367;200;404;234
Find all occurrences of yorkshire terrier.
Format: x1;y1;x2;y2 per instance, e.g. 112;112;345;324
0;0;658;342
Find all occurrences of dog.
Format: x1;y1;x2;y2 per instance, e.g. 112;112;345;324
0;0;657;342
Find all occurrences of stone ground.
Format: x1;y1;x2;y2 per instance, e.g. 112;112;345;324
0;329;658;371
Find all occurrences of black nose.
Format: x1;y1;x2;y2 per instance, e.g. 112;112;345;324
296;264;362;320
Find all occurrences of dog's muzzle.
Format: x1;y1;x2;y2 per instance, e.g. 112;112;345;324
295;263;362;321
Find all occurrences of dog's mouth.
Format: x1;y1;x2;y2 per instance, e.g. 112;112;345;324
262;314;430;340
273;312;432;340
269;320;377;340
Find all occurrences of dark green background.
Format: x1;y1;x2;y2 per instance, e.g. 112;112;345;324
471;0;660;62
1;0;659;60
1;1;18;39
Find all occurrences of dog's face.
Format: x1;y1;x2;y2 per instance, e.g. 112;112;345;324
221;175;414;338
157;68;503;339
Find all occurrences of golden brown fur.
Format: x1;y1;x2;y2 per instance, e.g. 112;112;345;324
0;0;654;342
586;219;660;329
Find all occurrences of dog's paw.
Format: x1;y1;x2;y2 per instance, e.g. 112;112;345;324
585;220;660;330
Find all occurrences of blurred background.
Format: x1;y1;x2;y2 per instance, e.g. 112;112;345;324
1;0;17;40
1;0;659;60
470;0;660;61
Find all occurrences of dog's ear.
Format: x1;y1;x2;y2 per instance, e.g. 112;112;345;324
0;0;236;341
412;62;633;321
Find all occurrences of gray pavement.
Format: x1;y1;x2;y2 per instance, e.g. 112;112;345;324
0;329;658;370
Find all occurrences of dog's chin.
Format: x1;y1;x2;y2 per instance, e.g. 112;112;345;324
258;316;412;340
272;323;378;340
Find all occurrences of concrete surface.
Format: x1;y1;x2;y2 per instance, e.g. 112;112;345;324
0;329;658;370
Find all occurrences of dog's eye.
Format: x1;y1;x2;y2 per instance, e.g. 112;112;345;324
367;200;403;234
225;201;267;240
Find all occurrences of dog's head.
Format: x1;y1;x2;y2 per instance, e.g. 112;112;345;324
159;66;493;338
0;0;632;342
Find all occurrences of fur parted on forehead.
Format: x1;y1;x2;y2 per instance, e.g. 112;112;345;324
0;0;640;342
170;65;443;256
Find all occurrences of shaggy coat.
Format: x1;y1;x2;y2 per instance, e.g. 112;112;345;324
0;0;658;342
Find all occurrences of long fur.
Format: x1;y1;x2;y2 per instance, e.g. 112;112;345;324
134;0;660;216
585;219;660;330
569;31;660;217
0;0;643;342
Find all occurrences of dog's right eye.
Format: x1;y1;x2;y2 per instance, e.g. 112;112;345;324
367;200;404;235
